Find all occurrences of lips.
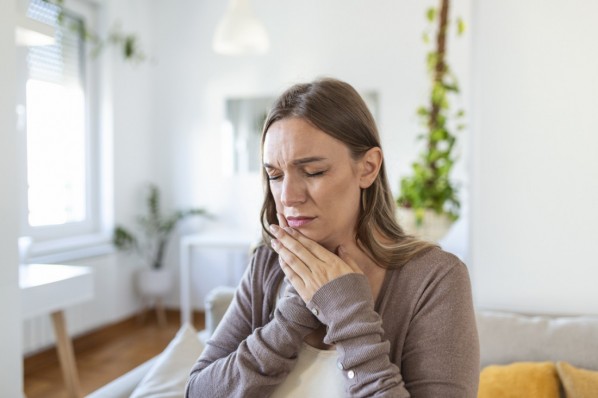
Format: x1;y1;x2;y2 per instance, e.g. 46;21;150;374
286;216;315;228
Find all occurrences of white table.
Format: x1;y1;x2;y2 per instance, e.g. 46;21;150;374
179;228;258;326
20;263;94;398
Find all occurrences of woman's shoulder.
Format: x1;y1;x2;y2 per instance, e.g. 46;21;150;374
390;246;470;289
250;243;284;289
381;247;473;319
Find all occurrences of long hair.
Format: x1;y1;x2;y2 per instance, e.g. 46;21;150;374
259;78;436;269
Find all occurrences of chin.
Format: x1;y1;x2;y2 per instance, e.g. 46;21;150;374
305;231;340;252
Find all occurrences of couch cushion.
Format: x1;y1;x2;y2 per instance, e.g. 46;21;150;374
476;310;598;370
130;323;204;398
85;358;157;398
478;361;560;398
556;361;598;398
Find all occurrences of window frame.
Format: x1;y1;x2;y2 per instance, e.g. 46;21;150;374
16;0;111;263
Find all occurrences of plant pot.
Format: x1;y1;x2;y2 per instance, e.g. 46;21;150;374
396;207;454;242
136;268;174;298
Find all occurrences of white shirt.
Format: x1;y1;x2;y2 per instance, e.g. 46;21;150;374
270;342;345;398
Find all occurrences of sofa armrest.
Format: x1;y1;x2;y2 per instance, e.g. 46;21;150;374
205;285;236;335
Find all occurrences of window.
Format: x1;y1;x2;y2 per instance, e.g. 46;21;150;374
17;0;108;260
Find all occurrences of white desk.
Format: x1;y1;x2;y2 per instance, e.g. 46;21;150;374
20;264;94;398
179;229;258;326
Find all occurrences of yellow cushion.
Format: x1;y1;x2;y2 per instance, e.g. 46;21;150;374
478;361;560;398
556;361;598;398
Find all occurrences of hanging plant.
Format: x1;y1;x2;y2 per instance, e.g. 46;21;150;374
397;0;466;225
41;0;147;63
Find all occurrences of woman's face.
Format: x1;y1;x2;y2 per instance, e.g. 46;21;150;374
263;117;364;250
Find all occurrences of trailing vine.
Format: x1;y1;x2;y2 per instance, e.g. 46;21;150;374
397;0;465;224
40;0;147;63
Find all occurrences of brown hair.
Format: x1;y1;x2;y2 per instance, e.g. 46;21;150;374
260;78;436;269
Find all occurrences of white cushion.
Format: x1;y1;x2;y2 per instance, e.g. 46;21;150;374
130;323;204;398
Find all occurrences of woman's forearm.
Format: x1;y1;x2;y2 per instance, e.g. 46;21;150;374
186;293;320;398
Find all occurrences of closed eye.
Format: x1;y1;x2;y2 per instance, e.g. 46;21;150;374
305;170;326;177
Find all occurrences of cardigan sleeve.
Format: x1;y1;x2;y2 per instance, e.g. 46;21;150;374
307;274;411;397
185;252;320;398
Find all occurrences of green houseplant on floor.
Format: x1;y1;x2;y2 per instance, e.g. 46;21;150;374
397;0;465;241
113;184;207;299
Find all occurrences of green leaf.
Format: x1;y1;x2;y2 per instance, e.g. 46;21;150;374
422;32;430;44
124;36;136;59
417;106;429;117
457;17;466;36
427;52;438;73
426;7;437;23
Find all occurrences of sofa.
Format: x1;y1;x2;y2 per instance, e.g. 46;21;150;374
87;286;598;397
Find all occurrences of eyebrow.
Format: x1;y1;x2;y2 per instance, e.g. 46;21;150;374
264;156;327;169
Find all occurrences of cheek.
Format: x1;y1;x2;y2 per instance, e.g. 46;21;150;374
326;179;361;215
270;186;283;210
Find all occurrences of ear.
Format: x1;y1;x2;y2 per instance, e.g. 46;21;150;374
358;147;383;189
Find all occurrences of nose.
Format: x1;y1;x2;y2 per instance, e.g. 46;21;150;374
280;174;306;207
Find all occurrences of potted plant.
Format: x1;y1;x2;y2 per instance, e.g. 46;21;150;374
396;0;465;241
113;184;208;299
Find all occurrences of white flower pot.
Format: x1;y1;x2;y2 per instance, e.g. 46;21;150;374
136;268;174;298
396;207;454;242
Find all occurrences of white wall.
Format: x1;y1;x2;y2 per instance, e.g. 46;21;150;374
0;1;24;396
147;0;473;307
471;0;598;315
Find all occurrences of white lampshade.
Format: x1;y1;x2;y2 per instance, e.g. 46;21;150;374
213;0;270;55
15;13;56;47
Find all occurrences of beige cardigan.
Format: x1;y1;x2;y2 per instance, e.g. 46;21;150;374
186;245;479;397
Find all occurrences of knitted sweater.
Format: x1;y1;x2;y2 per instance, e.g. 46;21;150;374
186;245;479;397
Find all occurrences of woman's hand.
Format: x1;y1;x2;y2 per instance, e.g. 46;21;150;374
269;213;363;303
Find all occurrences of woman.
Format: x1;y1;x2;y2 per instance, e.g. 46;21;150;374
186;78;479;397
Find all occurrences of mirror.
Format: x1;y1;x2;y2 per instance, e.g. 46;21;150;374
224;91;379;174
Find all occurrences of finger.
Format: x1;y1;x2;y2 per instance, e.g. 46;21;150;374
277;254;307;295
271;225;321;271
282;226;338;263
271;237;314;280
337;245;363;274
277;213;289;228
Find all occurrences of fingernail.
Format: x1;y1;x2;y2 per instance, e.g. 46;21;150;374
271;239;280;250
269;224;279;235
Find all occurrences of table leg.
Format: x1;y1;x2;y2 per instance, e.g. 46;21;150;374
155;297;167;328
50;311;82;398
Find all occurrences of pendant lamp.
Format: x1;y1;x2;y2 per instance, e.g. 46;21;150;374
213;0;270;55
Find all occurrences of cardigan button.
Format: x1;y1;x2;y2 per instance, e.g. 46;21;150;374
347;370;355;379
311;308;319;316
337;361;344;370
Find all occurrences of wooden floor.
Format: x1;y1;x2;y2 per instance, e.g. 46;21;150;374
24;309;205;398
